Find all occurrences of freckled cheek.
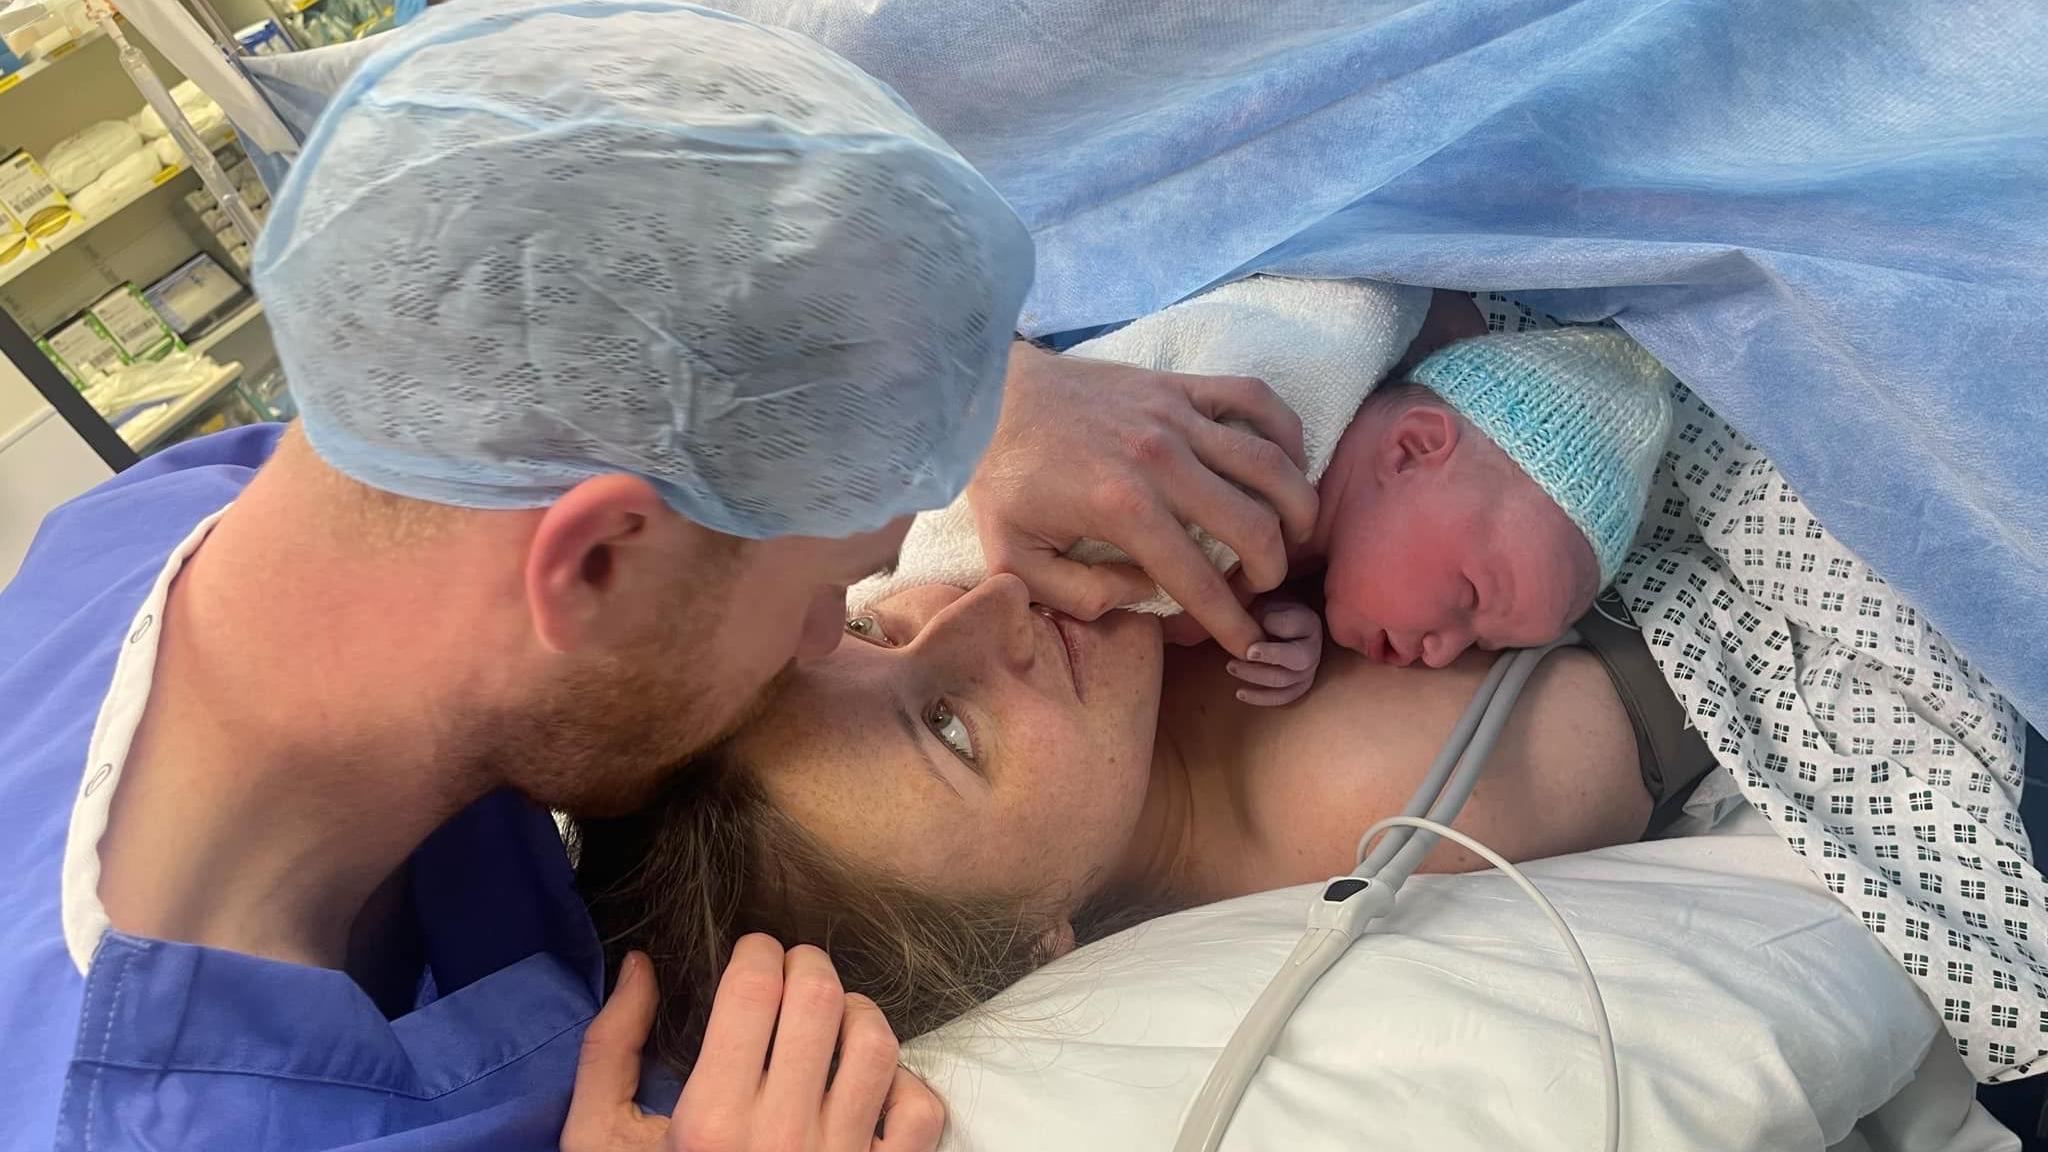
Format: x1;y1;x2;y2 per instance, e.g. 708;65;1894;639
1017;742;1131;865
1015;798;1117;894
998;702;1097;803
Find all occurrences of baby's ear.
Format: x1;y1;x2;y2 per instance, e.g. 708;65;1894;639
1383;404;1460;476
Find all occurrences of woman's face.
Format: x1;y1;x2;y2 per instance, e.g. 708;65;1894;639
731;574;1165;908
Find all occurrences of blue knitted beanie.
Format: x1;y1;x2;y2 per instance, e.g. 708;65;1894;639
1408;327;1673;585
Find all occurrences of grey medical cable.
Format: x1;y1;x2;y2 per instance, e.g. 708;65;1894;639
1171;635;1618;1152
1370;630;1578;888
1352;650;1517;878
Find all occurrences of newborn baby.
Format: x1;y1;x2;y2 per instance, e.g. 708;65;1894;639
1226;311;1674;703
852;278;1672;703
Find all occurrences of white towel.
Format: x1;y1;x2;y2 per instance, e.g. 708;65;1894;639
68;149;166;221
44;120;145;195
851;276;1429;616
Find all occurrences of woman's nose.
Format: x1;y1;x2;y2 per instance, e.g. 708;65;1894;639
926;573;1036;670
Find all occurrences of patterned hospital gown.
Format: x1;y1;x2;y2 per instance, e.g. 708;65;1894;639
1479;292;2046;1081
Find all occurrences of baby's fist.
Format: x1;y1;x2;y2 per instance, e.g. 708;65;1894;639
1227;598;1324;706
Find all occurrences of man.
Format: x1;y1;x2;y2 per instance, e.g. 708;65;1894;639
0;4;1314;1151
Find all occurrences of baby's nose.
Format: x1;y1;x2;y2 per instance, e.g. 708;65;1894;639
1419;630;1471;668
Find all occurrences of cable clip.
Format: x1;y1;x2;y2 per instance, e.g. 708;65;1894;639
1307;874;1396;939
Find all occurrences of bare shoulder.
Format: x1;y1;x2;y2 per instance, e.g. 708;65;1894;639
1157;644;1502;890
1507;648;1638;768
1158;643;1646;889
1432;646;1649;871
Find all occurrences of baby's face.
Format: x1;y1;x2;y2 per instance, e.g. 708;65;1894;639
1322;461;1599;667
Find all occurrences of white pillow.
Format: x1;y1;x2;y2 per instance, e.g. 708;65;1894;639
905;814;1945;1152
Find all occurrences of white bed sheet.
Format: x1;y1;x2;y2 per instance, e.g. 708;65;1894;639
904;809;2011;1151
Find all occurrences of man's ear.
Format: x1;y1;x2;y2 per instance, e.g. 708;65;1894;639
1377;404;1462;480
524;474;690;653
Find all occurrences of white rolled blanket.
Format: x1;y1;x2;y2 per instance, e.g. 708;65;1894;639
850;276;1429;615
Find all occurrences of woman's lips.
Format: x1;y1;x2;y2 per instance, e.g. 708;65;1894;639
1033;604;1084;700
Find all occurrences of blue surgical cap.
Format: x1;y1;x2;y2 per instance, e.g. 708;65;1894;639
252;0;1033;539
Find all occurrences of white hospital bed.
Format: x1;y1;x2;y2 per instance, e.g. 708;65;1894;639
905;800;2016;1151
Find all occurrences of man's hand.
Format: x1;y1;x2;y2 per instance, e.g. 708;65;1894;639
561;938;944;1152
967;341;1317;660
1224;598;1323;706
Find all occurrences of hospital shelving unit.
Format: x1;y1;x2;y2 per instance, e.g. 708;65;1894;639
0;20;102;91
260;0;397;50
0;6;284;459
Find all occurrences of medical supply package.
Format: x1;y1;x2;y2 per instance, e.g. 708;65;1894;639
86;284;183;363
37;314;128;388
0;149;76;241
144;254;247;337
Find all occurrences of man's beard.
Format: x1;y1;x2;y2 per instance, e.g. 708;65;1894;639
483;649;798;821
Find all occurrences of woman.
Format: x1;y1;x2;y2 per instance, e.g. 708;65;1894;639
574;573;1715;1076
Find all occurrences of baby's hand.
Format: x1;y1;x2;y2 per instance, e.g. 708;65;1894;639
1227;598;1324;706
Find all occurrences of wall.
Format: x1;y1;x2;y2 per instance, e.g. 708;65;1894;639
0;355;111;586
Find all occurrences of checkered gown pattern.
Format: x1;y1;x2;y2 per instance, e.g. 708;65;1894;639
1611;379;2044;1082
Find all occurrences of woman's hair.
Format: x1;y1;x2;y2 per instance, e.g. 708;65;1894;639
572;742;1076;1075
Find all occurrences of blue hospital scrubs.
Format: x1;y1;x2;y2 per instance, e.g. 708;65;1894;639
0;425;603;1151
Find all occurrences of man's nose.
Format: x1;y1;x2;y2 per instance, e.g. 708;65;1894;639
928;573;1036;670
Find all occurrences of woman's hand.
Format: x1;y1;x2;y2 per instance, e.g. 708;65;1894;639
561;937;944;1152
1224;598;1324;706
966;341;1318;660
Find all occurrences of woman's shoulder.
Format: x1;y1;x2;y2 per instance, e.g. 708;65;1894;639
1157;643;1643;892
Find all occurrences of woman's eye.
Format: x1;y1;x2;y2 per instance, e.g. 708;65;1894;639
925;699;976;764
845;614;891;645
